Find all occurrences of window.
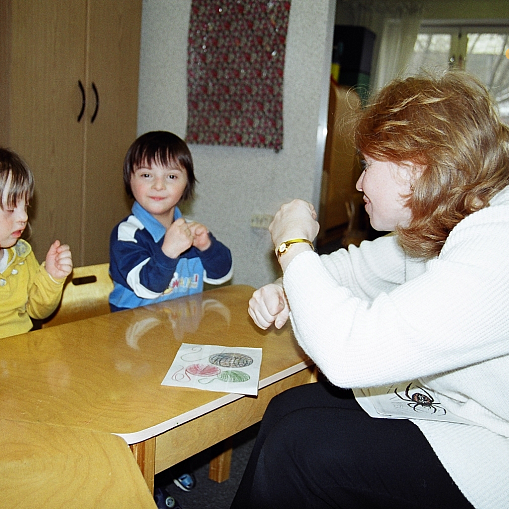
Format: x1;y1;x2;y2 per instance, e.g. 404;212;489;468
407;22;509;123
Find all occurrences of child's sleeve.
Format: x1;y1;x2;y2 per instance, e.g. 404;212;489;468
26;253;67;320
110;223;180;297
198;233;233;284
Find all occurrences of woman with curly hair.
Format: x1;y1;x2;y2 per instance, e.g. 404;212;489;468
231;71;509;509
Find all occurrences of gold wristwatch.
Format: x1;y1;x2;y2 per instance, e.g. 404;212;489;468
275;238;315;258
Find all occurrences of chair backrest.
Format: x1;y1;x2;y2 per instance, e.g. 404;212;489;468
41;263;113;328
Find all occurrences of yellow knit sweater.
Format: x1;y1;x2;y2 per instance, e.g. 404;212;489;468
0;240;66;338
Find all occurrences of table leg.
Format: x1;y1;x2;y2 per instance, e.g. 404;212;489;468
154;367;316;477
208;437;233;483
130;437;156;494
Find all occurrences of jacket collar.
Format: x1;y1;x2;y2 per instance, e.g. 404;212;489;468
132;201;182;242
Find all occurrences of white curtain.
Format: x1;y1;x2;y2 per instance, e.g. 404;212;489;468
373;10;423;91
467;33;509;123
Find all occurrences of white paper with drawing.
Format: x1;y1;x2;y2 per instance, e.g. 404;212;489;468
162;343;262;395
354;382;475;425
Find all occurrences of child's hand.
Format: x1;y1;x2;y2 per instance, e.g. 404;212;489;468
188;222;212;251
45;240;73;280
161;219;212;258
162;218;195;259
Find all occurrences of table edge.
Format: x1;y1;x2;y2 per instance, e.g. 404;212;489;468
115;358;314;444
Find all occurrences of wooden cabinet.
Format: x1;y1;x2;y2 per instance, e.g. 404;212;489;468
318;79;362;246
0;0;141;266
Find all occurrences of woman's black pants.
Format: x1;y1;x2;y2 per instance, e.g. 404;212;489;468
230;380;474;509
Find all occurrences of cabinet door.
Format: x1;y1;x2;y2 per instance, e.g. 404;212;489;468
0;0;87;262
320;82;361;234
83;0;141;265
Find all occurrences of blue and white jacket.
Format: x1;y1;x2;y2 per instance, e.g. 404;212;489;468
109;202;233;311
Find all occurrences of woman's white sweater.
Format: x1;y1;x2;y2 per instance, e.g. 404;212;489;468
283;187;509;509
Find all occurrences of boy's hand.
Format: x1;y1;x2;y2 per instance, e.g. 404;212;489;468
45;240;73;280
162;218;195;258
188;222;212;251
162;219;212;258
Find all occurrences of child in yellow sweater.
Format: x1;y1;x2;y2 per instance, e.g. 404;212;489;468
0;148;73;338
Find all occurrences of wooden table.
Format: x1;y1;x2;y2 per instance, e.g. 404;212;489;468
0;285;314;493
0;419;156;508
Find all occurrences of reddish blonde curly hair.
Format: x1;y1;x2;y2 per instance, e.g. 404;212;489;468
355;71;509;259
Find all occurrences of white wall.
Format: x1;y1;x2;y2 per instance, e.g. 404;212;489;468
137;0;335;289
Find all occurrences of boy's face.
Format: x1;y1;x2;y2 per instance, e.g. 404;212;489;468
130;161;188;227
0;173;28;249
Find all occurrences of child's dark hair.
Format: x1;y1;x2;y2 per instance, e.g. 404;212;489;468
0;147;34;209
123;131;197;201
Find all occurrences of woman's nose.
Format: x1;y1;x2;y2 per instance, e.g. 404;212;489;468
355;171;365;192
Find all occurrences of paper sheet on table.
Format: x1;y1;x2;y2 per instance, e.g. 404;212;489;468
161;343;262;395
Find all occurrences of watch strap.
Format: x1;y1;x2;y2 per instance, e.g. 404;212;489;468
275;238;315;258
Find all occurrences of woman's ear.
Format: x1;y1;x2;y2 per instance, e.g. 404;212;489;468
403;162;424;191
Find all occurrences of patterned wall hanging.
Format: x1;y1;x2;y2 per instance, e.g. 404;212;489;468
186;0;291;151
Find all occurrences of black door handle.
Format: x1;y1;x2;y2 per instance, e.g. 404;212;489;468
91;82;100;123
77;80;86;122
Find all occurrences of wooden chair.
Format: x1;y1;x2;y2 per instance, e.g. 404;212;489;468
41;263;113;328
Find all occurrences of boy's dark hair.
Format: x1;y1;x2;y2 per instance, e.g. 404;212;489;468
0;147;34;209
123;131;197;201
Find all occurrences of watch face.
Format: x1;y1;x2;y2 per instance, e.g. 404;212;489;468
276;243;287;257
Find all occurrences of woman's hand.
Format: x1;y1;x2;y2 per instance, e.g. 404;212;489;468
45;240;73;280
248;281;289;330
269;199;319;248
270;199;320;271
